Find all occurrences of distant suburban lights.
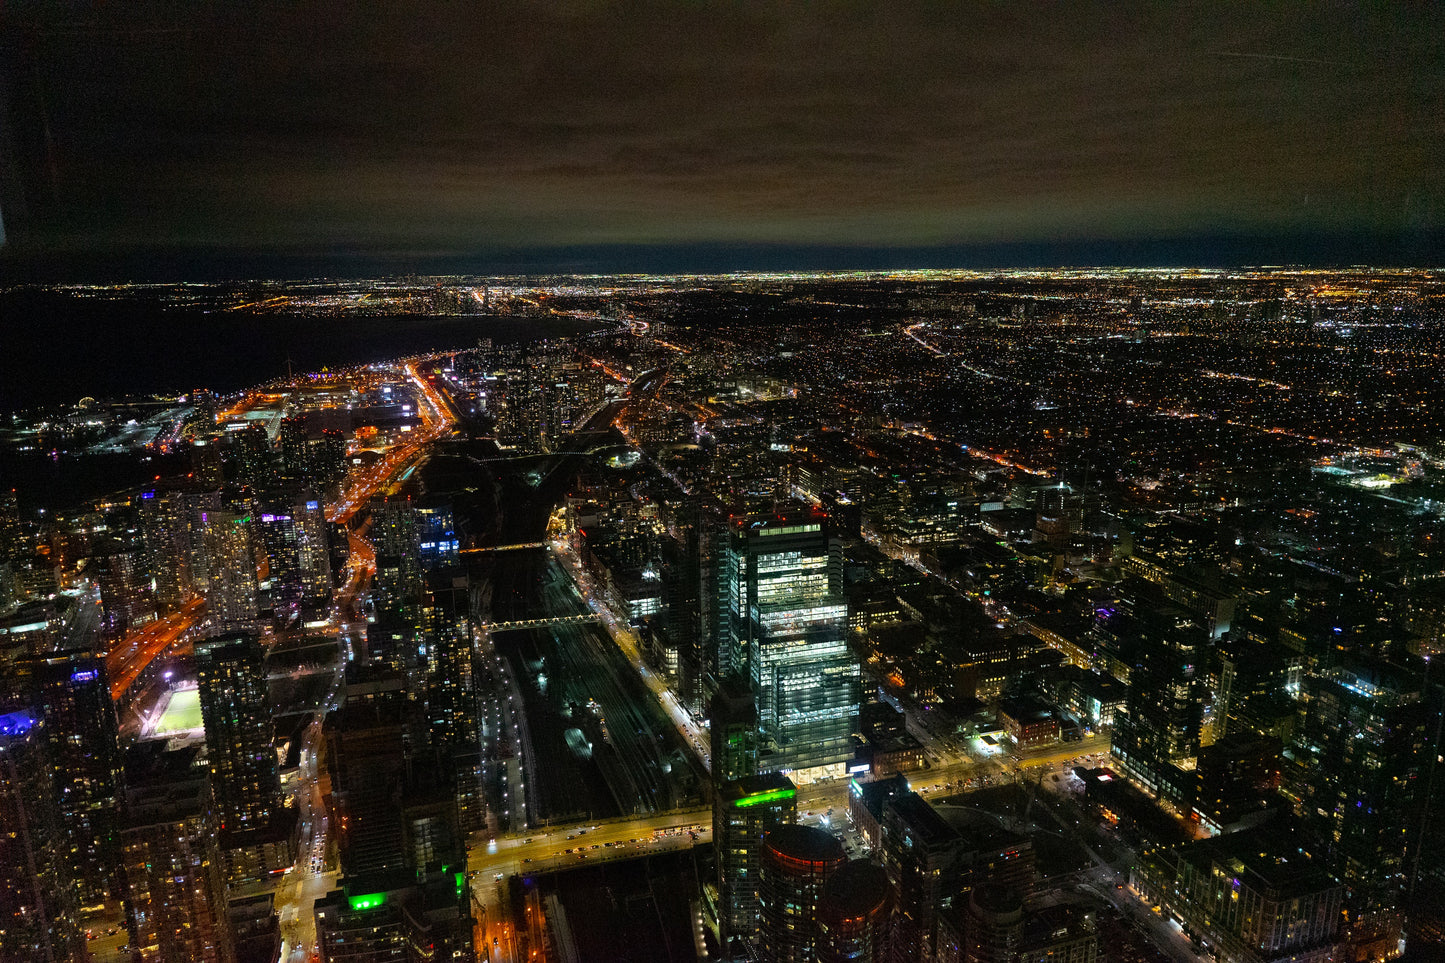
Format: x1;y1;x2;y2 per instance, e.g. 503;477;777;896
734;787;796;808
349;893;386;912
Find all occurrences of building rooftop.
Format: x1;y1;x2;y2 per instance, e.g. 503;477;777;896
1185;828;1336;898
766;824;845;865
719;772;796;807
820;861;890;918
852;772;910;820
884;791;960;849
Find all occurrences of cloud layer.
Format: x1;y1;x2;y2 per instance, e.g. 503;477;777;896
4;2;1442;260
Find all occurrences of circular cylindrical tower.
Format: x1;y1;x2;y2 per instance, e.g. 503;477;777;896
759;824;846;962
963;885;1025;963
817;860;892;963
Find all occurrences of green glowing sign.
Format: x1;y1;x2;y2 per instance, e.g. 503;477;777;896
733;787;796;809
349;893;386;912
455;871;466;896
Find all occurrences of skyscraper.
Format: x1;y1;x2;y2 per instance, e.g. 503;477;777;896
89;539;154;640
817;861;891;963
715;772;798;949
256;491;331;620
422;574;484;833
29;650;125;906
710;674;760;782
201;510;259;634
279;414;310;480
0;709;84;963
1110;605;1209;805
758;824;845;963
195;633;281;835
234;423;273;487
140;486;197;612
1294;657;1434;951
721;513;859;775
118;743;229;963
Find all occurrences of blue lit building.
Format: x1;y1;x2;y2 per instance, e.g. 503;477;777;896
0;710;84;962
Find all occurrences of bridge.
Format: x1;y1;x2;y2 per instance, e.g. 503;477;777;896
459;541;548;554
479;613;604;632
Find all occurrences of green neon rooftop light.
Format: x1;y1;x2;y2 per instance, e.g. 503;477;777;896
349;893;386;912
734;787;796;809
455;871;466;896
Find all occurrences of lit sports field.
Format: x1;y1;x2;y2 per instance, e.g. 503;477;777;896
154;687;203;735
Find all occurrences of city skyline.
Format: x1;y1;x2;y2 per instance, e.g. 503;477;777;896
1;272;1441;960
1;1;1444;956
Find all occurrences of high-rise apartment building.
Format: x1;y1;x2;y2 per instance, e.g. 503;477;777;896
1134;828;1342;963
0;709;84;962
90;540;154;639
279;415;309;480
817;861;891;963
118;743;229;963
935;888;1098;963
202;510;259;633
881;791;961;963
1110;605;1209;805
758;824;845;963
422;575;484;833
1293;658;1436;949
715;773;798;949
29;650;125;905
721;513;859;775
195;633;281;834
140;486;197;611
234;423;272;487
256;491;331;619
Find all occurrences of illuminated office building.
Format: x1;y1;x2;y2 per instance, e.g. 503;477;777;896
710;674;760;782
721;513;859;775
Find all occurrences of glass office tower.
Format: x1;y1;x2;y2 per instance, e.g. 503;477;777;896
721;512;859;774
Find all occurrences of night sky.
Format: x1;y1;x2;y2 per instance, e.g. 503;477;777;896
1;2;1442;275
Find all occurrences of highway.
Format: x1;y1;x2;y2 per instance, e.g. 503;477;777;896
264;357;451;961
107;597;206;702
466;809;711;960
328;358;457;525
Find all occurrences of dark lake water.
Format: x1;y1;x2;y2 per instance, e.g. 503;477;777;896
2;290;600;410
